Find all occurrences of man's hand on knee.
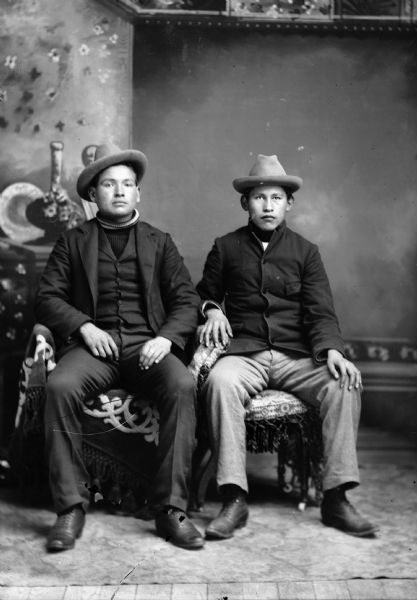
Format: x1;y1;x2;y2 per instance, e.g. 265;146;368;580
199;308;233;348
79;322;119;360
327;349;362;391
138;336;172;370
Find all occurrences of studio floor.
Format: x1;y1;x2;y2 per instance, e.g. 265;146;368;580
0;425;416;600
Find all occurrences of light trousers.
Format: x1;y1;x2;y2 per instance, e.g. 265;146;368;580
201;349;361;493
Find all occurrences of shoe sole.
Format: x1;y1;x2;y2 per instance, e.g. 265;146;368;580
322;519;379;538
205;516;248;540
155;525;205;550
167;538;205;550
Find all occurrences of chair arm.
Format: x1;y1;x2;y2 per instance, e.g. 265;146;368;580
14;324;56;430
23;323;56;370
188;340;228;391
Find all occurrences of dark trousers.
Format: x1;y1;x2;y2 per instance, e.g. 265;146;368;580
44;339;197;514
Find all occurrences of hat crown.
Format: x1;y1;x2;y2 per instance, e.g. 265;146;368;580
249;154;287;177
76;142;147;201
94;142;124;164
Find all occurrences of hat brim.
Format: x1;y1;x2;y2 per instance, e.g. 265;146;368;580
233;175;302;194
77;149;148;201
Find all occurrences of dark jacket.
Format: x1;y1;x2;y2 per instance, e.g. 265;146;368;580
35;219;199;351
196;222;345;361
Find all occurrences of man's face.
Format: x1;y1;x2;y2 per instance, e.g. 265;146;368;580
88;164;139;223
241;185;293;231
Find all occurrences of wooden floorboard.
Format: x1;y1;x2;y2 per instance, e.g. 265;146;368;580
63;586;119;600
347;579;387;599
207;582;245;600
171;583;208;600
313;580;350;599
111;586;137;600
242;582;279;599
278;581;317;599
381;579;417;600
2;581;417;600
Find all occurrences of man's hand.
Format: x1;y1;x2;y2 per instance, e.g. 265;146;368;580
199;308;233;348
327;349;362;390
79;322;119;361
138;336;172;370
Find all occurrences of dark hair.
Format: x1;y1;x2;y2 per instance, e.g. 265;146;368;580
89;161;138;189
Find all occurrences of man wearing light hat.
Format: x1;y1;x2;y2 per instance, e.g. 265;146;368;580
197;154;378;540
36;143;204;551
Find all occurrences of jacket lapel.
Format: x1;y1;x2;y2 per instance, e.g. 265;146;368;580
135;221;157;301
77;220;99;314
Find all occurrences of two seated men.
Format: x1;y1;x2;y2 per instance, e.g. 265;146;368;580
35;144;377;553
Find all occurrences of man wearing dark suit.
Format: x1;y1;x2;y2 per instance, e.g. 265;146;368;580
197;154;378;540
36;143;204;551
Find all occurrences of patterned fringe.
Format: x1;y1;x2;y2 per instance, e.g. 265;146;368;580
82;443;147;492
245;410;322;455
82;443;152;516
245;409;324;505
21;386;45;435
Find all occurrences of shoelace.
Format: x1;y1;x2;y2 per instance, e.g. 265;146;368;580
56;510;80;530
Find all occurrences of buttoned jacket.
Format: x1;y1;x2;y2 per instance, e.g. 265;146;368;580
35;219;199;351
197;222;345;361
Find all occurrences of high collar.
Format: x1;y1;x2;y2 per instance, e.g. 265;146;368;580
96;208;140;230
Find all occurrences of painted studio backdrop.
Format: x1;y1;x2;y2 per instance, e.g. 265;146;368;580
1;0;417;442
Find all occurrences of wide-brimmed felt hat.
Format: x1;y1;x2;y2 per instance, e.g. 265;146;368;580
77;142;148;201
233;154;302;194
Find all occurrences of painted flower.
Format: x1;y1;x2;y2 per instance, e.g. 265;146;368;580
98;69;110;84
79;44;90;56
0;89;7;103
48;48;60;63
6;328;16;341
99;44;111;58
93;24;104;35
100;18;110;32
44;204;57;218
109;34;119;45
265;4;280;16
15;263;26;275
46;87;58;101
4;55;17;69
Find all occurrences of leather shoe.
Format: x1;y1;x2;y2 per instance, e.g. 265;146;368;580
155;507;204;550
321;488;378;537
47;505;85;552
206;487;249;540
